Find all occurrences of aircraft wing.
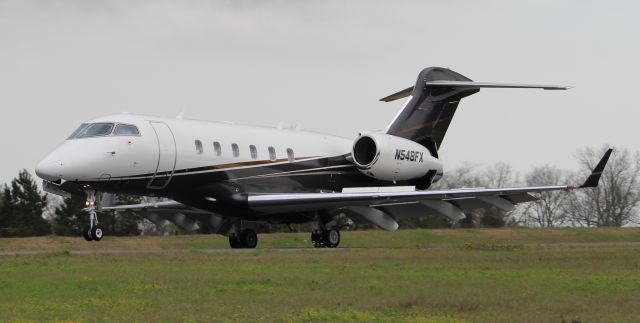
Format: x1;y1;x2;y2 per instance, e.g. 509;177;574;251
99;200;230;233
100;200;207;213
248;149;612;227
249;185;568;213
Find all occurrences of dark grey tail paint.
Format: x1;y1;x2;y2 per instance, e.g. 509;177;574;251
385;67;479;152
581;148;613;188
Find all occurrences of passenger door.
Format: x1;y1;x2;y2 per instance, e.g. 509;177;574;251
147;122;177;189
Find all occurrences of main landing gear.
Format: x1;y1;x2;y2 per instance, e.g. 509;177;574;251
311;228;341;248
228;228;258;249
310;214;349;248
83;191;105;242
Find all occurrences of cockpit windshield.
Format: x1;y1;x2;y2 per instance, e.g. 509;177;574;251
113;124;140;136
75;123;114;138
67;122;141;139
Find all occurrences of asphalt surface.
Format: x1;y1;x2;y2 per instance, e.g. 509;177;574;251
2;241;640;257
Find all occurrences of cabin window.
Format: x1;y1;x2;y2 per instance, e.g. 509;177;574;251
195;140;203;154
232;143;239;157
268;146;276;161
75;123;114;138
114;124;140;136
249;145;258;159
213;142;222;156
287;148;295;163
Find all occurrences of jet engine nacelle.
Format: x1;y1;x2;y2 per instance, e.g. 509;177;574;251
351;132;443;182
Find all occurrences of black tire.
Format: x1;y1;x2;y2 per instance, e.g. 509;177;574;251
240;229;258;249
83;226;93;241
229;235;242;249
91;226;104;241
311;231;323;248
323;229;340;248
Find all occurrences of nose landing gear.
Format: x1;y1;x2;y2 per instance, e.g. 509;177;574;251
83;191;105;242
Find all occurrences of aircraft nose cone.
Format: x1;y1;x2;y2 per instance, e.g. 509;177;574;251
35;158;63;182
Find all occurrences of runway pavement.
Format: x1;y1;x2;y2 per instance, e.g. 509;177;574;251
2;241;640;256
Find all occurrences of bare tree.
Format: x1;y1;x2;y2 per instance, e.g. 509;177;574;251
520;165;569;227
481;162;519;227
482;161;517;188
564;146;640;227
434;162;482;189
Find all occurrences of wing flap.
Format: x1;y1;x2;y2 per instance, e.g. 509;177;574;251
343;207;399;231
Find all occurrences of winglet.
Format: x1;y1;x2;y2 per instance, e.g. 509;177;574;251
580;148;613;188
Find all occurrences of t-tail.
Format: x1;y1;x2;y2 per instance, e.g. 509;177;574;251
382;67;570;158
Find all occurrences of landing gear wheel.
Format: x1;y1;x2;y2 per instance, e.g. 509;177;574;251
83;226;93;241
229;235;242;249
311;231;324;248
91;226;104;241
240;229;258;249
323;229;340;248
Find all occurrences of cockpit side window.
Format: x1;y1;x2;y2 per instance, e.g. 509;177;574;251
67;123;89;139
75;123;114;138
114;124;140;136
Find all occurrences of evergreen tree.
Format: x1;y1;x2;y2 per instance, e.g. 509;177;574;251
479;208;507;228
53;195;89;236
113;194;143;235
0;170;51;237
99;194;143;236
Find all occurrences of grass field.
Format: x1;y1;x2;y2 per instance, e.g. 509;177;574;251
1;228;640;322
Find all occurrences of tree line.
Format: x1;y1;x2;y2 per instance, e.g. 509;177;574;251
431;146;640;228
0;171;144;237
0;145;638;237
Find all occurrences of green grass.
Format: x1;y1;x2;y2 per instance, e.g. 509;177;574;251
2;227;640;252
1;228;640;322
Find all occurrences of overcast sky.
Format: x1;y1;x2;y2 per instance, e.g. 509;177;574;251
0;0;638;184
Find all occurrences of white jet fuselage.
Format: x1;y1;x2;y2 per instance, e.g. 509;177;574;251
37;114;354;188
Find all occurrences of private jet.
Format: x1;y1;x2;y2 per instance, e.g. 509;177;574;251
36;67;612;248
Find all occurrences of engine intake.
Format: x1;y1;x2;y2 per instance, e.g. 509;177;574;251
351;133;443;183
352;135;377;166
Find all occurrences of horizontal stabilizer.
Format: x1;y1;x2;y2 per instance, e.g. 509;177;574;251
425;81;571;90
379;86;414;102
380;81;570;102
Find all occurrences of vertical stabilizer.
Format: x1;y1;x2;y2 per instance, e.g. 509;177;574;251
384;67;479;152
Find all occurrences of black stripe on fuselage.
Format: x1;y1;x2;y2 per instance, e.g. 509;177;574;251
104;156;321;180
78;154;404;217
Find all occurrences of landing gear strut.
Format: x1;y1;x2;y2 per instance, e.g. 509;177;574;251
229;228;258;249
83;191;104;242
